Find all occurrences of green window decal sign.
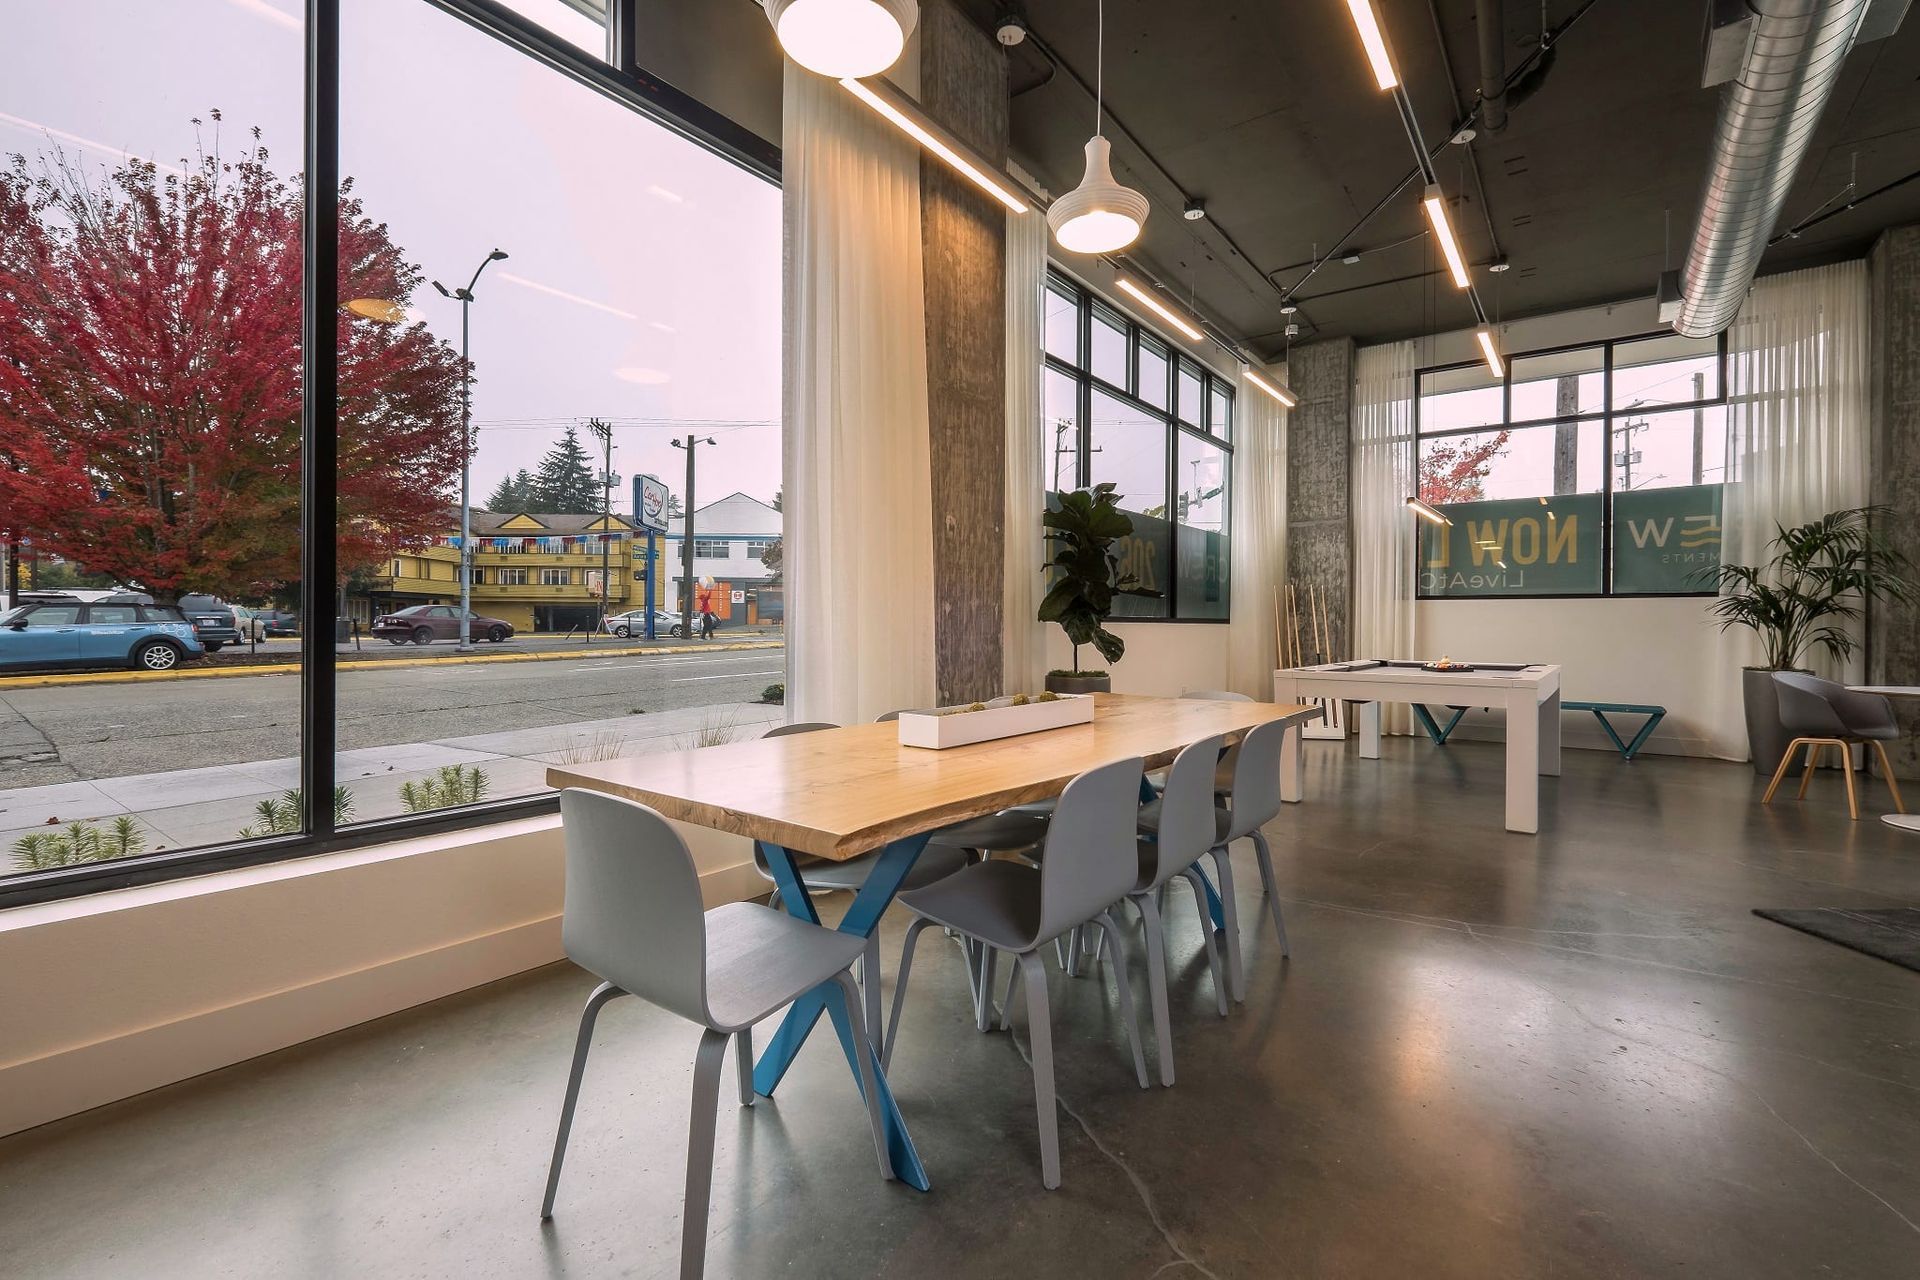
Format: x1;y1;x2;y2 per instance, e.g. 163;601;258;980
1611;483;1722;594
1419;494;1604;596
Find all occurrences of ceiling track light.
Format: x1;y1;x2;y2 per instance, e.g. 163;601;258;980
1245;368;1297;408
1406;496;1453;526
1048;0;1148;255
765;0;917;79
1475;325;1505;378
840;77;1030;212
1422;183;1472;289
1343;0;1399;90
1115;277;1203;342
1182;197;1207;221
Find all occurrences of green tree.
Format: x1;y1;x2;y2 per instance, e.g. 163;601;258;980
485;469;537;512
532;425;598;513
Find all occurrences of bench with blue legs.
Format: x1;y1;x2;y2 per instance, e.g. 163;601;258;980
1413;699;1668;761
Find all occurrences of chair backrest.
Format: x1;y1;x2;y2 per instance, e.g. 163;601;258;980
765;721;839;737
1772;672;1848;737
874;710;905;723
1221;717;1290;841
1144;735;1227;889
1182;690;1253;702
559;788;710;1026
1033;756;1146;944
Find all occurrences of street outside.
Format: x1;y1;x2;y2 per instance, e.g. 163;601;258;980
0;639;787;857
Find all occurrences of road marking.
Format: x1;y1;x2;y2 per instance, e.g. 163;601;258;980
673;669;782;683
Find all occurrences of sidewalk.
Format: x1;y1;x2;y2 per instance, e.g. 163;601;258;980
0;701;782;856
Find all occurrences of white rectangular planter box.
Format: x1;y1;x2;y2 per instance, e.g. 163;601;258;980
897;694;1095;750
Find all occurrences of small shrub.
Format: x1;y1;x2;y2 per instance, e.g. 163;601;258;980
680;708;744;750
762;682;785;705
239;787;354;838
399;764;491;813
11;816;147;870
1010;694;1030;706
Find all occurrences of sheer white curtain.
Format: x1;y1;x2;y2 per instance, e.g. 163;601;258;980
1226;364;1287;698
1350;340;1418;734
1002;208;1049;693
1705;260;1871;758
782;66;935;725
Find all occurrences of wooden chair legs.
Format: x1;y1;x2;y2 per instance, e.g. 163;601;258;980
1762;736;1904;820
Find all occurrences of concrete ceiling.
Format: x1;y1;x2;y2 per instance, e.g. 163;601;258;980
956;0;1920;358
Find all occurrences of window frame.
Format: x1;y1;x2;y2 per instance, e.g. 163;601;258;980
1413;330;1730;602
0;0;781;908
1042;270;1235;624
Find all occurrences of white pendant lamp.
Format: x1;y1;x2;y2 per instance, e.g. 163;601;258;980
1047;0;1147;255
765;0;917;79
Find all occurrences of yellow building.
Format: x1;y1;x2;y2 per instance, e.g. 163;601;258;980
352;511;663;634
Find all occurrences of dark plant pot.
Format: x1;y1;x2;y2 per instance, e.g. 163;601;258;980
1743;667;1800;776
1045;672;1111;695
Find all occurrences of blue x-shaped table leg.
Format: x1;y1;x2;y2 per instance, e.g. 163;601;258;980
751;833;932;1192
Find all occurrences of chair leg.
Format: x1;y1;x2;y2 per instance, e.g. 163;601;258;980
1000;949;1021;1032
540;980;627;1220
1764;738;1807;805
680;1028;729;1280
1095;910;1149;1089
884;917;932;1071
830;971;895;1182
1796;742;1824;801
1180;867;1228;1017
1250;829;1290;957
735;1027;755;1107
861;935;884;1050
1841;742;1861;820
1017;951;1061;1189
1208;845;1247;1004
1130;892;1175;1086
979;943;1001;1032
766;887;782;912
1872;740;1907;814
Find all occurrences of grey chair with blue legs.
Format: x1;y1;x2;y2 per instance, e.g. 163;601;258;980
882;756;1150;1189
541;788;894;1280
1211;716;1295;989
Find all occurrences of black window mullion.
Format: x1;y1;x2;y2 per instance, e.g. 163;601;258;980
1601;340;1615;594
300;0;340;839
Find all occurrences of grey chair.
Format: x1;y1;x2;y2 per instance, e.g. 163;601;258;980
541;788;893;1279
1126;733;1231;1085
1179;690;1252;795
884;756;1150;1189
1762;672;1906;820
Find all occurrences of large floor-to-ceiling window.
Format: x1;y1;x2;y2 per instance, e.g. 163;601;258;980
0;0;780;902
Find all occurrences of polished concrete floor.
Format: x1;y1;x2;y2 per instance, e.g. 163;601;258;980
5;739;1920;1278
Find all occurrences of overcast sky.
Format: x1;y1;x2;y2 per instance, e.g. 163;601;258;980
5;0;783;517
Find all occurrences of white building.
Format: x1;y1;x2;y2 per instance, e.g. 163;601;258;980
658;491;781;614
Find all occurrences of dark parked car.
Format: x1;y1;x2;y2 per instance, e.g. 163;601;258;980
254;609;300;637
370;604;515;645
0;599;205;673
177;594;242;652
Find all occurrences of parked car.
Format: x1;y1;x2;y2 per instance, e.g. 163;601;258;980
0;598;205;673
253;609;300;637
603;608;687;639
177;593;242;652
370;604;515;645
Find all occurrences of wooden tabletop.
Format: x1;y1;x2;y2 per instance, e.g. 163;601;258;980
547;693;1322;859
1851;686;1920;699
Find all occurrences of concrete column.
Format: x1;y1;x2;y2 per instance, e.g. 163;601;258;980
919;0;1008;704
1285;338;1356;663
1868;224;1920;779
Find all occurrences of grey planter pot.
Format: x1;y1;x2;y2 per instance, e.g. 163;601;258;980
1045;672;1111;695
1742;667;1799;776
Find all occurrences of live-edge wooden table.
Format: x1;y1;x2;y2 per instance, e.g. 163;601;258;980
548;692;1323;1191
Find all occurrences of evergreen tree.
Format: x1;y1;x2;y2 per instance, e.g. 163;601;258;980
532;425;598;513
485;474;522;511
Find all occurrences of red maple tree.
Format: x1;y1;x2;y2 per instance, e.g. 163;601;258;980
0;114;466;604
1418;429;1511;505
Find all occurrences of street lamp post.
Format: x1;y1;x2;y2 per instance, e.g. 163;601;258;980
433;249;508;653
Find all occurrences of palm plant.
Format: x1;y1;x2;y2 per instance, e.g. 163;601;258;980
1039;483;1160;675
398;764;491;813
238;787;355;838
11;816;147;870
1700;507;1914;669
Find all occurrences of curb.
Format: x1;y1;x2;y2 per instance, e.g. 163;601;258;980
0;640;786;692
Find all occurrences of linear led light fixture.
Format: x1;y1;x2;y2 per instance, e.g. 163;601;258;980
1245;368;1298;408
840;76;1029;213
1115;277;1205;342
1475;325;1505;378
1422;184;1472;289
1344;0;1399;90
1406;496;1453;526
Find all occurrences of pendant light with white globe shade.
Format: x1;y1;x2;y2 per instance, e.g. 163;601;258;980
765;0;918;79
1047;0;1147;254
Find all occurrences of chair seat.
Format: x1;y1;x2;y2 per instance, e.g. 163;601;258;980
928;810;1050;852
898;859;1043;952
703;901;868;1032
787;842;972;893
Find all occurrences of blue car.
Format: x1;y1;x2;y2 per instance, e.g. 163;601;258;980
0;598;205;673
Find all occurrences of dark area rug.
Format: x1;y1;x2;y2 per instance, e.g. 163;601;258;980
1753;907;1920;973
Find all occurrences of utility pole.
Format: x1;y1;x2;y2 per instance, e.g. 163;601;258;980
1690;371;1706;485
670;434;716;641
587;418;614;645
432;248;508;653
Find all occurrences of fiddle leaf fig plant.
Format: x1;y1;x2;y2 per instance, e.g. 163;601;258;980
1038;483;1161;674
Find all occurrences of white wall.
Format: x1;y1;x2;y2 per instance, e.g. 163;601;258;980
1045;622;1232;696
